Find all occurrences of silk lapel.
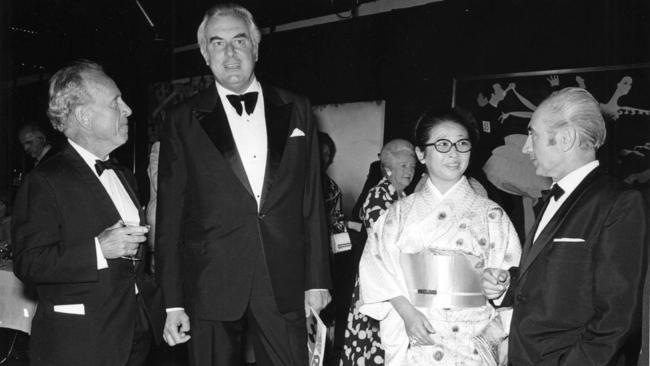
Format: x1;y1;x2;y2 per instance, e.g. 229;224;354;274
62;144;121;224
111;165;148;261
196;86;254;197
520;197;551;264
517;168;602;277
259;84;292;209
112;166;145;224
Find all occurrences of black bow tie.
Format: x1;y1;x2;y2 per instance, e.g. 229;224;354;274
541;183;565;202
226;92;258;116
95;158;120;176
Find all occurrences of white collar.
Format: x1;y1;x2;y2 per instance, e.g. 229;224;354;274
68;139;106;176
554;160;599;197
215;77;261;98
426;175;466;200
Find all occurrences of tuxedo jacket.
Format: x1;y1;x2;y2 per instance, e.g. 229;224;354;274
12;142;164;366
507;168;648;366
155;83;330;320
637;187;650;366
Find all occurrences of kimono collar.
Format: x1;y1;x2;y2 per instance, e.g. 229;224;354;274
426;176;467;200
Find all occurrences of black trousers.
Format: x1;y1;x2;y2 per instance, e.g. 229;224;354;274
125;294;153;366
188;252;308;366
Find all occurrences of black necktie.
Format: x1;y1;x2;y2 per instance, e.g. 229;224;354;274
95;158;120;176
226;92;259;116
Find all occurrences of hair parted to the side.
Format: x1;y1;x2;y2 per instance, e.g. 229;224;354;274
196;3;262;54
47;59;104;131
538;87;606;150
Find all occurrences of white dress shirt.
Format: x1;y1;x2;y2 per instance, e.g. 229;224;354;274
216;78;267;210
534;160;599;242
68;139;140;269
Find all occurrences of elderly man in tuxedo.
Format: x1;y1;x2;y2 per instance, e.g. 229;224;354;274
12;60;163;366
155;3;331;366
483;87;647;365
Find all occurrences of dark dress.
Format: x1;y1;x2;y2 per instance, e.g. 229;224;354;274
339;177;400;366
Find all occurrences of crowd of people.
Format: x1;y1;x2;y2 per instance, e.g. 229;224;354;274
3;2;649;366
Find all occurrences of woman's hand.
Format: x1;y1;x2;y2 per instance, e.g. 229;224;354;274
390;296;435;346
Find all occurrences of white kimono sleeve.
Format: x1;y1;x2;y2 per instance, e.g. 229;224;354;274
358;203;410;321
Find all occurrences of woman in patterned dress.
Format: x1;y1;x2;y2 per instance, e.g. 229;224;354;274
358;108;521;366
339;139;417;366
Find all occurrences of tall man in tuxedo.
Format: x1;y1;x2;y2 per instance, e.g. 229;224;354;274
155;4;331;366
482;87;647;365
12;60;163;365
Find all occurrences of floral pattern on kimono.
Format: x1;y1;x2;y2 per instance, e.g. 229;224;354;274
359;177;521;366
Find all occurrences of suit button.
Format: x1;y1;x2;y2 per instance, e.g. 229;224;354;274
258;213;266;219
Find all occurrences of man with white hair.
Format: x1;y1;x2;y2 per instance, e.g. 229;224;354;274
12;59;163;366
155;3;331;366
483;87;647;365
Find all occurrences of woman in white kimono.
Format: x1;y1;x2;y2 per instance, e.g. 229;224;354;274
359;108;521;366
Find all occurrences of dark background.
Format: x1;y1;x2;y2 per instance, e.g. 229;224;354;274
1;0;649;202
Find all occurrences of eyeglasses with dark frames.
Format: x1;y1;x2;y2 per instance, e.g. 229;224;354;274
420;138;472;153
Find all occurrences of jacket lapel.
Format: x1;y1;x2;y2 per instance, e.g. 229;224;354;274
62;144;121;224
259;84;292;209
112;166;145;224
112;165;148;261
195;85;254;197
518;168;602;277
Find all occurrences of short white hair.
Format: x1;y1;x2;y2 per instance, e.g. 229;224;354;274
538;87;606;150
47;60;103;131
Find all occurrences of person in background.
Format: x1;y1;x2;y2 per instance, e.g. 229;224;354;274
18;123;58;169
155;4;331;366
483;87;647;365
12;59;163;366
339;138;417;366
359;109;521;365
319;132;344;234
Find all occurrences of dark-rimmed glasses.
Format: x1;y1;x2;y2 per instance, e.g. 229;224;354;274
421;139;472;153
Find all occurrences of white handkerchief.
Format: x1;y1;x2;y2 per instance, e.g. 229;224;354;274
553;237;585;243
290;128;305;137
53;304;85;315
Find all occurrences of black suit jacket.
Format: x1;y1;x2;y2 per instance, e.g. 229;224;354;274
155;83;330;320
507;168;648;366
12;142;164;366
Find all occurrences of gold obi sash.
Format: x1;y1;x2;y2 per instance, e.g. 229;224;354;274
399;252;486;309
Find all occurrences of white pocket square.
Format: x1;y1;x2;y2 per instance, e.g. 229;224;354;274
289;128;305;137
53;304;85;315
553;238;585;243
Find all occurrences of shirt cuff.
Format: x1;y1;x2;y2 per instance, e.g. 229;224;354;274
94;237;108;270
305;289;328;294
166;307;184;313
